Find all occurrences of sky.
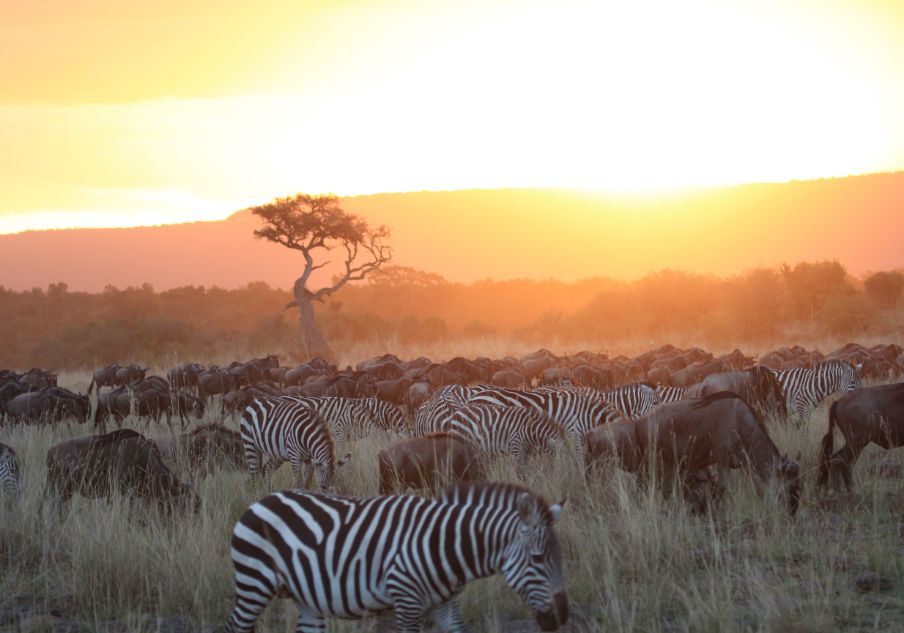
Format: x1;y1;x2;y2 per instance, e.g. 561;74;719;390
1;0;903;234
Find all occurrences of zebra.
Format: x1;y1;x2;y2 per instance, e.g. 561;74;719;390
357;397;408;434
466;387;620;440
601;383;660;418
655;385;687;405
771;360;863;427
410;385;479;437
0;442;22;499
223;481;568;633
240;397;350;491
447;404;564;480
286;396;404;444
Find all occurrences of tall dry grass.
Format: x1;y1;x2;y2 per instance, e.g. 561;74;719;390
2;370;903;632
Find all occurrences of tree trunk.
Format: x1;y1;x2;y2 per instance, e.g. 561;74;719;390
294;282;335;362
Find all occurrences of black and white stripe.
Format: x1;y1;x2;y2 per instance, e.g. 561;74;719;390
286;396;404;444
448;404;563;479
601;383;660;418
411;384;477;437
466;387;620;439
240;397;349;491
0;442;21;499
771;360;863;426
655;385;687;405
224;481;568;632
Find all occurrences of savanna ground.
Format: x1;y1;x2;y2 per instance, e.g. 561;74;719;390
2;344;903;633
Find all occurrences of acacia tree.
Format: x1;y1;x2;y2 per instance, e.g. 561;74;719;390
251;194;391;361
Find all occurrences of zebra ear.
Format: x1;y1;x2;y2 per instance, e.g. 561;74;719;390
549;498;567;523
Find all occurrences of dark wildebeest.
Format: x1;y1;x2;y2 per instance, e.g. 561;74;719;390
492;368;527;388
45;429;199;515
222;385;281;416
88;364;121;394
818;383;904;491
684;366;787;421
18;368;57;390
584;392;801;515
197;368;237;406
378;432;487;494
5;388;90;425
114;364;148;387
0;380;33;423
155;423;245;479
372;376;413;405
669;359;727;388
569;364;614;390
167;362;206;393
94;387;194;431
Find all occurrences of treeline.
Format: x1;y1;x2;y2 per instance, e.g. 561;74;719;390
1;261;902;369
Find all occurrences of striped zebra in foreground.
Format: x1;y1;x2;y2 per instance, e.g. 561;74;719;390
448;404;564;479
602;382;660;418
0;443;21;499
466;387;620;439
771;360;863;427
655;385;687;405
224;482;568;633
240;397;350;491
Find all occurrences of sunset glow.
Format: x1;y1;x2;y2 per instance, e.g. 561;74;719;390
1;0;903;234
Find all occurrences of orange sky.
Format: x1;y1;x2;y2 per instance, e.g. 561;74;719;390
1;0;903;237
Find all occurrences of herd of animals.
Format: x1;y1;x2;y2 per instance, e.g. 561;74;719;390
2;341;904;632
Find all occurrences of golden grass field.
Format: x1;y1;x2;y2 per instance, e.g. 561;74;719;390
2;356;903;633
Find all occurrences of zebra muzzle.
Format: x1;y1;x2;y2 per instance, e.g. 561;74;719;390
535;592;569;630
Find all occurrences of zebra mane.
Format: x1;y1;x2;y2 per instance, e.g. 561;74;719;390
818;359;857;370
439;481;553;522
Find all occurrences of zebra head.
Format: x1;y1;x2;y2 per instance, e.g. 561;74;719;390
501;493;569;631
845;363;863;393
311;452;352;492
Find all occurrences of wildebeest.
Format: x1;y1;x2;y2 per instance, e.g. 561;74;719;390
94;386;201;431
378;432;487;494
115;364;148;387
818;382;904;491
197;368;238;406
18;368;57;390
684;366;787;420
88;364;122;394
584;392;801;514
45;429;199;515
167;362;207;393
155;423;245;479
4;387;90;425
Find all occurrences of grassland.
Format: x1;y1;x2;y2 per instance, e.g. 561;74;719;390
2;365;903;633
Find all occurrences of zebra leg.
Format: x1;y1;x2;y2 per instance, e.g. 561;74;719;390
794;399;808;428
515;451;529;482
294;606;327;632
432;598;468;632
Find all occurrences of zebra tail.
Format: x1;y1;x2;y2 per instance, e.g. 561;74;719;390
817;401;837;488
87;376;95;395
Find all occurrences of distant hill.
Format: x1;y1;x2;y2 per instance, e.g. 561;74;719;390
1;173;903;291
